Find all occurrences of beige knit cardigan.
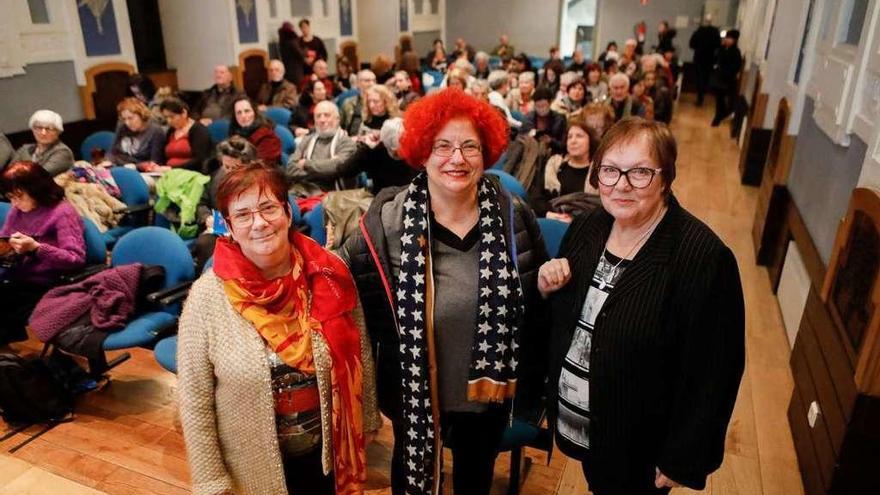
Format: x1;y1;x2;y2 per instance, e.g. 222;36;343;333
177;270;382;495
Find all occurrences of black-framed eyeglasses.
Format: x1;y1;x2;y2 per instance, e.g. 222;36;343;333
432;140;482;158
597;165;663;189
226;202;286;228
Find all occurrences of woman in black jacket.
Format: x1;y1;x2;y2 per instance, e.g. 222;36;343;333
538;118;744;494
340;89;548;495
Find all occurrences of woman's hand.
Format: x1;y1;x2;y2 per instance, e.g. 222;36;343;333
204;214;215;231
9;233;39;254
538;258;571;298
654;468;681;489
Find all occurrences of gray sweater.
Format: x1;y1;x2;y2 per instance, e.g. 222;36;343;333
13;140;75;176
286;129;357;193
381;190;486;413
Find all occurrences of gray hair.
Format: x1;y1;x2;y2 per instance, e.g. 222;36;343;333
380;117;404;151
609;72;630;87
474;51;490;63
28;109;64;132
560;71;580;87
452;58;474;74
357;69;376;80
314;100;340;119
470;79;490;94
487;70;509;90
518;71;535;84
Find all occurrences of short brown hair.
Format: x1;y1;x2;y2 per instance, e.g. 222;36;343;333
116;97;152;121
0;161;65;206
588;117;677;194
216;163;290;220
567;118;597;159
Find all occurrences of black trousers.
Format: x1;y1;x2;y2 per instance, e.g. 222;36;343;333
389;406;509;495
283;445;335;495
193;233;219;274
581;457;671;495
0;281;48;346
694;64;712;105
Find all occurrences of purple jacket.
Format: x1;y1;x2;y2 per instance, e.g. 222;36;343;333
0;201;86;285
29;263;142;342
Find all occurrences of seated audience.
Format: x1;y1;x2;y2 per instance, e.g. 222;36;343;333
341;70;377;136
487;70;522;127
474;51;491;79
101;97;165;167
426;38;448;72
257;59;299;111
124;73;157;106
507;71;536;114
346;117;418;194
604;58;620;77
0;133;14;171
452;37;476;62
524;87;567;153
160;98;212;173
585;63;609;102
194;137;258;273
371;53;395;84
567;48;587;73
0;161;85;347
357;85;400;145
178;163;379;495
468;79;491;102
632;79;655;121
392;70;420;111
532;119;599;219
491;34;515;60
286;101;357;195
580;102;617;141
552;79;587;117
292;79;330;138
229;96;282;166
541;59;565;96
278;21;306;86
300;59;335;98
644;70;673;123
608;73;646;121
399;51;423;94
13;110;74;177
599;41;619;62
445;67;471;91
195;65;243;125
333;56;356;92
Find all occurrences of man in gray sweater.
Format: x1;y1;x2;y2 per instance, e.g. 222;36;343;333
286;100;357;195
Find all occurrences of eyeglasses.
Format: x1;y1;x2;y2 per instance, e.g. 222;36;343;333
597;165;663;189
32;125;57;133
227;202;286;228
432;141;482;158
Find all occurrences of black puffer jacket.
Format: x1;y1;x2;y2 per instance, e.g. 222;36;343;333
339;175;549;422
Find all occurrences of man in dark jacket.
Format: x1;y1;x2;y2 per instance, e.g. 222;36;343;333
711;29;743;126
524;87;567;154
278;21;305;86
194;65;243;125
689;15;721;106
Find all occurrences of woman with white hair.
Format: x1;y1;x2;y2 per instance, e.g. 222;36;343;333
507;71;536;114
474;51;491;79
13;110;74;176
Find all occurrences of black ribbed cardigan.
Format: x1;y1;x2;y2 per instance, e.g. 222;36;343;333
546;195;745;490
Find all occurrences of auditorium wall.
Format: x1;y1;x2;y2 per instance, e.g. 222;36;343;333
444;0;560;58
787;96;866;265
0;62;84;134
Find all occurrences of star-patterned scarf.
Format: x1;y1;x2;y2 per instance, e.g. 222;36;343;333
396;172;524;494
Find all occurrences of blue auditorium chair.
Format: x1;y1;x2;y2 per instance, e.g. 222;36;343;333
264;106;292;127
80;131;115;161
0;201;10;227
485;169;528;201
334;88;359;107
207;119;230;144
95;227;195;373
275;125;296;166
537;217;569;258
104;167;152;247
153;335;177;373
304;202;326;246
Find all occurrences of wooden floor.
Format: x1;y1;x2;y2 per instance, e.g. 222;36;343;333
0;96;804;495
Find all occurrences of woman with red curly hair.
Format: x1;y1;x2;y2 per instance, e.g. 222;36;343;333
340;88;548;495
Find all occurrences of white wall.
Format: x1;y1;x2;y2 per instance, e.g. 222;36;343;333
357;0;400;63
595;0;705;62
758;0;803;130
159;0;235;90
445;0;560;57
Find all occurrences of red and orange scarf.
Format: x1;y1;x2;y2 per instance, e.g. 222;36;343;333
213;231;366;495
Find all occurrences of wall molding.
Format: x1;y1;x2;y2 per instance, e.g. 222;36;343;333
78;61;135;119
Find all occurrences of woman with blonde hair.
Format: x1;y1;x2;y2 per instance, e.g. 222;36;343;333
357;85;400;145
101;97;166;167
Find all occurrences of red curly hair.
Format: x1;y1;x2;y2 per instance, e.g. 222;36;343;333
399;88;508;169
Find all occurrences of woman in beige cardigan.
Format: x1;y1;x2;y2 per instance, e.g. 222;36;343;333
177;163;380;495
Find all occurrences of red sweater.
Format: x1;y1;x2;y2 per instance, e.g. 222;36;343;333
248;126;282;165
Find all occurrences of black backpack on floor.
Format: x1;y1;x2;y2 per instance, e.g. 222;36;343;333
0;352;74;425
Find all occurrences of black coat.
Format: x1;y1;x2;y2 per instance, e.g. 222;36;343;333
712;45;743;90
523;109;567;155
689;25;721;66
545;195;744;490
340;176;549;422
